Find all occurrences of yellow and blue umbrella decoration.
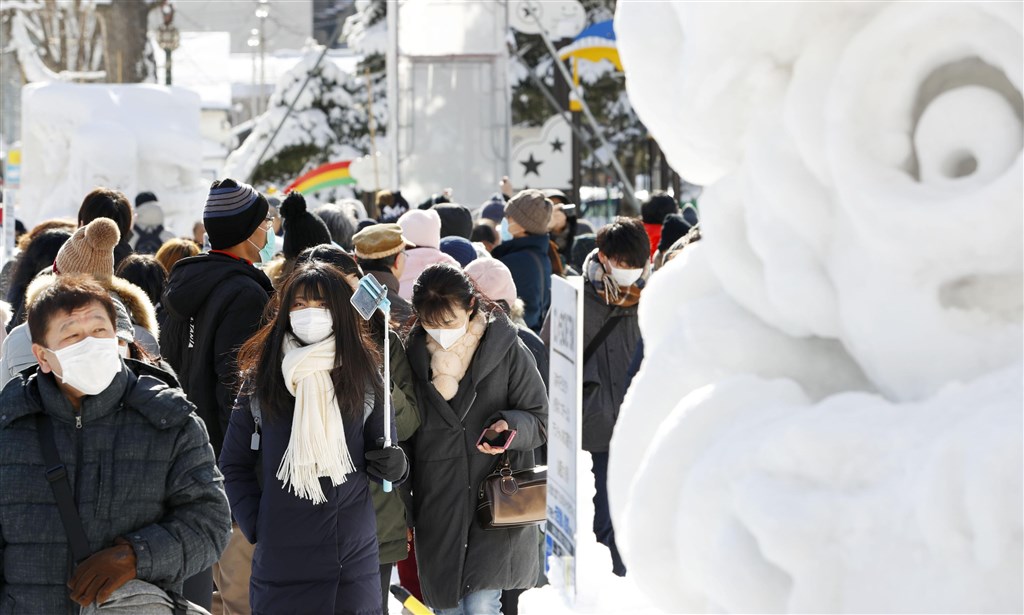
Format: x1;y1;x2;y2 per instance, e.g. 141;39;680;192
556;20;622;111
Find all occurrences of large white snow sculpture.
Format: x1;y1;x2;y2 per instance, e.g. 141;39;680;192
20;83;206;235
611;2;1022;612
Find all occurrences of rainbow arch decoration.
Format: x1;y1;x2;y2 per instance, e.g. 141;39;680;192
285;160;356;195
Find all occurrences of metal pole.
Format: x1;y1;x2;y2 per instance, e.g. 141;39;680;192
572;112;582;206
259;20;266;114
512;47;617;195
251;49;257;118
386;0;399;190
530;13;640;216
366;67;381;191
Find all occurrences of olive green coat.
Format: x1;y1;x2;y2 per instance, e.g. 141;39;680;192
372;335;420;564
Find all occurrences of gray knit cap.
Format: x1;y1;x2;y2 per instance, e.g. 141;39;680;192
505;189;553;236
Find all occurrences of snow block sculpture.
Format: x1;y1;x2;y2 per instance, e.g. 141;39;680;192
612;3;1022;612
20;83;205;235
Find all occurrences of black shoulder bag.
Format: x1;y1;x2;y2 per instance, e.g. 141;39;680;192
583;316;624;364
35;413;199;615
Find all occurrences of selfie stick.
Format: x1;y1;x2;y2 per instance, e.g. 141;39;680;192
352;274;393;493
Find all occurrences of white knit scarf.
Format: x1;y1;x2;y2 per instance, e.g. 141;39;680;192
277;334;355;504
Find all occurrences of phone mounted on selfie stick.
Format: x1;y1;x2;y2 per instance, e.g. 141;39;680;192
351;274;393;493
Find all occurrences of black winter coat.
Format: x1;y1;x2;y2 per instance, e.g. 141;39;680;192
580;281;640;452
219;387;399;615
406;311;547;610
0;361;231;614
160;253;274;455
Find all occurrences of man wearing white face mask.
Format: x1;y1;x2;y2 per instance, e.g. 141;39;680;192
0;275;230;613
544;216;650;578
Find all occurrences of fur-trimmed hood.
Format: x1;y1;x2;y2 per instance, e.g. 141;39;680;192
25;271;159;338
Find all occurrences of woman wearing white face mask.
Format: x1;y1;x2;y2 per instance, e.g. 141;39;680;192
219;262;407;615
404;263;548;615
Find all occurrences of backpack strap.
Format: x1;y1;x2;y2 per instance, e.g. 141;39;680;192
583;316;624;365
248;396;262;451
35;413;92;563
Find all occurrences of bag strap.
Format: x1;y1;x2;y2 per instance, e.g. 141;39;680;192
169;591;190;615
583;316;624;364
35;413;92;563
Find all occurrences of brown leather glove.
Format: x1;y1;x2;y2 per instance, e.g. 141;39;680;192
68;538;137;607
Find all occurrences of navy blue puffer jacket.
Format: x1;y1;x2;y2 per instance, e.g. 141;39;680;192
220;387;399;615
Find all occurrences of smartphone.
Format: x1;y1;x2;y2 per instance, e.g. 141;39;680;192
477;428;517;449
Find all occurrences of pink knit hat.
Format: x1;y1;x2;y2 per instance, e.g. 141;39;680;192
465;258;517;307
398;209;442;250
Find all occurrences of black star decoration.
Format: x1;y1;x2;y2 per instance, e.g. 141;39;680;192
550;138;565;152
520;153;543;177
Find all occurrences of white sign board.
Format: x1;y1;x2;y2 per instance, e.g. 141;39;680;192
509;0;586;40
545;274;584;604
510;114;572;191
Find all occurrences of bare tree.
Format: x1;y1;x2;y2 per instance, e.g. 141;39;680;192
2;0;159;83
95;0;160;83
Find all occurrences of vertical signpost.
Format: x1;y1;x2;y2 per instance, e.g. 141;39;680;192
545;275;584;605
2;145;20;268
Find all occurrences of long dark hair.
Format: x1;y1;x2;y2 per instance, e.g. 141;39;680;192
237;261;383;422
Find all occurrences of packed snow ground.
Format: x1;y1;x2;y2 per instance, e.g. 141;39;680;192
384;445;659;614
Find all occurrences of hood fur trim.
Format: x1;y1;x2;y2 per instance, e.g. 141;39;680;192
26;271;159;338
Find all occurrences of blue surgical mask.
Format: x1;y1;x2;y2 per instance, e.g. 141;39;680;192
259;228;276;263
249;224;276;264
499;218;513;242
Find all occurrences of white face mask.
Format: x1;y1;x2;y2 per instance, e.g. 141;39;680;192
290;307;334;345
425;323;467;350
47;336;122;396
609;265;644;288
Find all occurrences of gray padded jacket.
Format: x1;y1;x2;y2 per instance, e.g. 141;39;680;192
0;361;231;614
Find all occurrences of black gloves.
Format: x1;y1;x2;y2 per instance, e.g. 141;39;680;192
365;445;408;483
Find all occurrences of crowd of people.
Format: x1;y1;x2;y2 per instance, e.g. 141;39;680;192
0;178;699;615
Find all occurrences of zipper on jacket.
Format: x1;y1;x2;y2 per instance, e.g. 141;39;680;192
75;415;82;429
